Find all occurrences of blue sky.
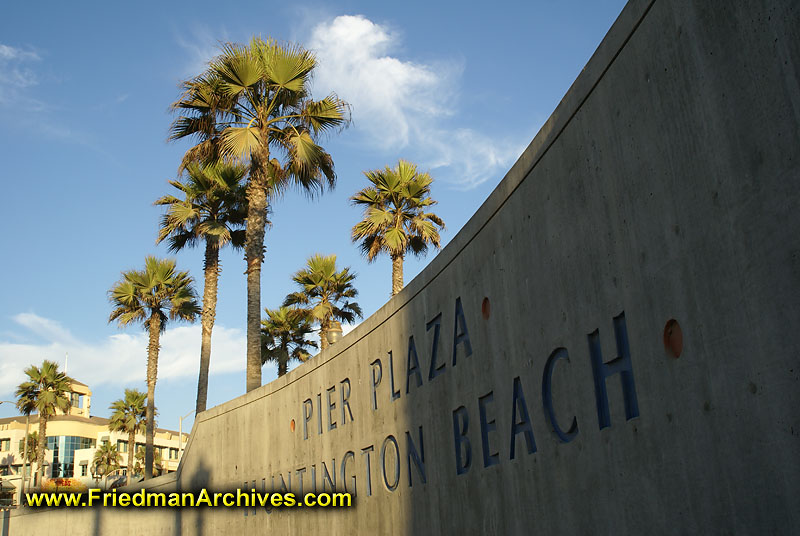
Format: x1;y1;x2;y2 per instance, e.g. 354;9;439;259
0;0;626;433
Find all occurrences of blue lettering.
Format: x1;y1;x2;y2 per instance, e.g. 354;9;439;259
452;297;473;366
370;358;382;411
326;385;337;431
361;446;374;497
542;348;578;442
340;378;354;424
478;392;499;468
381;435;400;492
452;406;472;475
510;377;537;459
588;312;639;429
340;451;356;495
427;313;444;380
388;350;401;401
302;398;313;440
406;336;423;393
406;426;426;486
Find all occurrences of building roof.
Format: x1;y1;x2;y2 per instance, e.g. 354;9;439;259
0;414;183;435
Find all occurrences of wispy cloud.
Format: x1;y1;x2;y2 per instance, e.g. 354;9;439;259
0;43;42;107
308;15;524;189
0;313;259;399
173;24;228;78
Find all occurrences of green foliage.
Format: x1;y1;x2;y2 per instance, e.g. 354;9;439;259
108;389;147;438
155;161;249;253
93;443;121;478
170;36;350;195
134;447;162;477
15;360;72;418
18;431;38;464
351;160;445;261
261;306;318;376
284;254;362;347
171;36;351;393
108;256;200;332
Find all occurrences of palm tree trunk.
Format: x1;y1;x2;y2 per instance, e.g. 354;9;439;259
245;166;270;392
145;313;161;480
197;240;220;413
319;318;329;351
278;346;289;377
391;254;404;296
35;416;47;488
127;429;135;486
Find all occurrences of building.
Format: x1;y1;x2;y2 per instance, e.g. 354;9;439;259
0;380;188;495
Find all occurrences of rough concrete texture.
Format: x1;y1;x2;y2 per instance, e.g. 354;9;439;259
6;0;800;533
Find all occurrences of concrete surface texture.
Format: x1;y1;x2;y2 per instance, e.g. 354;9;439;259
5;0;799;533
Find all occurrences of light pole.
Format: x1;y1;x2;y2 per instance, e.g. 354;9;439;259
0;401;29;507
178;410;195;463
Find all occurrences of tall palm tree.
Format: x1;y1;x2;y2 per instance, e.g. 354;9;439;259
15;360;72;488
155;161;248;414
108;256;199;479
108;389;147;486
170;37;350;392
351;160;445;296
93;443;121;488
261;306;318;376
284;254;362;351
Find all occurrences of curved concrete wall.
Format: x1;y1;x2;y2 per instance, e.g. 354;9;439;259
7;0;800;533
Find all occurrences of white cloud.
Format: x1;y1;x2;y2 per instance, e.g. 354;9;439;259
341;322;360;337
0;44;39;62
0;313;252;399
174;25;228;78
308;15;524;188
0;43;41;107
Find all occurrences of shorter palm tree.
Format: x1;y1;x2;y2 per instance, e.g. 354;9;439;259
15;360;72;487
351;159;445;296
93;443;121;488
108;389;147;486
134;447;163;477
261;306;318;376
18;431;38;464
108;256;199;479
284;254;363;350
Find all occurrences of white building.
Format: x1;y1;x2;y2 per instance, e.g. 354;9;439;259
0;380;188;497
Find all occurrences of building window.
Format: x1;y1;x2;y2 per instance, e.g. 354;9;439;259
117;440;128;453
0;438;9;451
81;465;88;477
169;448;178;460
46;436;97;478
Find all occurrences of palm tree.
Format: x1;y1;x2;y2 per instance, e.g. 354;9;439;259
284;254;362;351
18;431;38;464
93;443;121;488
261;306;318;376
108;256;199;479
351;160;445;296
15;360;72;488
134;447;163;478
155;161;248;414
170;37;350;392
108;389;147;486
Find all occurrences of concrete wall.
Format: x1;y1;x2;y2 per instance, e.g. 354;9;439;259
7;0;800;533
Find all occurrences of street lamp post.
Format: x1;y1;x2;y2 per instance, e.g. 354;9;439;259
178;410;195;463
0;401;30;507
